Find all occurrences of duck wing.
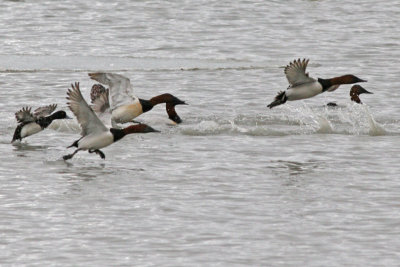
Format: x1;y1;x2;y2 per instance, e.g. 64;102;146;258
90;84;107;103
66;82;108;136
88;72;138;110
15;106;35;123
33;104;57;118
92;89;110;113
284;58;315;87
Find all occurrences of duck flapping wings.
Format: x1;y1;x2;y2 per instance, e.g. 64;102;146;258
284;58;315;88
66;82;108;136
88;73;138;111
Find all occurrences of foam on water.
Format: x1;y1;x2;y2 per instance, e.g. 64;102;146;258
176;104;394;137
48;119;81;133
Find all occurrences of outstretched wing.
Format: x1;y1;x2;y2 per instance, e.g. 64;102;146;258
92;89;110;113
33;104;57;118
66;82;108;136
88;72;137;110
15;106;35;123
284;58;315;87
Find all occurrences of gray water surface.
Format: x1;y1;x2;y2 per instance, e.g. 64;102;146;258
1;1;400;266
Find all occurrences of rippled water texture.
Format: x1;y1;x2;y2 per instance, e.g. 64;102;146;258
1;0;400;266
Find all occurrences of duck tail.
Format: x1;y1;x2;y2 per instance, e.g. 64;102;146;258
267;91;287;109
67;139;80;148
11;125;22;143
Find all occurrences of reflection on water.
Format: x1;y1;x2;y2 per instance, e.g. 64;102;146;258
269;160;322;177
12;142;49;157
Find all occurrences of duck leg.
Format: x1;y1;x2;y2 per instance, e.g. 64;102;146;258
95;149;106;159
89;149;106;159
63;149;81;160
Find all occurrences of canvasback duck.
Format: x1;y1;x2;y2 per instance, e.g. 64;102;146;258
166;102;183;124
63;82;158;160
11;104;69;143
350;85;373;104
88;73;187;127
91;84;184;125
327;85;373;107
267;59;367;108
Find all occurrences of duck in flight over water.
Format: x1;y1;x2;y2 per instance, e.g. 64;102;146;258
11;104;69;143
327;85;373;107
63;82;158;160
88;73;187;127
267;59;367;109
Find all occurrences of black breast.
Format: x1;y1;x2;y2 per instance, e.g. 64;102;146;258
318;78;332;92
110;128;125;142
139;99;154;113
36;117;53;129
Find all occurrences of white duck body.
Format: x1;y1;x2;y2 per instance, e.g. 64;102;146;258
286;81;323;101
78;131;114;150
20;122;42;138
267;59;367;109
63;82;158;160
112;99;142;124
89;72;140;124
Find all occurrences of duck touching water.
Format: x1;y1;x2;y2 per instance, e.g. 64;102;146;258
350;85;373;104
11;104;69;143
63;82;158;160
88;73;187;127
91;84;186;125
327;85;373;107
267;59;367;108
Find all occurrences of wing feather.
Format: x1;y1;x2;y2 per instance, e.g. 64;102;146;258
92;89;110;113
33;104;57;118
15;106;35;123
88;73;137;110
66;82;108;136
284;58;315;87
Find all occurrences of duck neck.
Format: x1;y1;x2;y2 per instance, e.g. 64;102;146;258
351;95;362;104
317;78;332;92
139;99;154;113
140;94;174;113
330;75;356;85
110;124;154;142
149;94;174;106
36;114;57;128
350;91;362;104
110;128;126;142
166;103;182;124
320;75;362;92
